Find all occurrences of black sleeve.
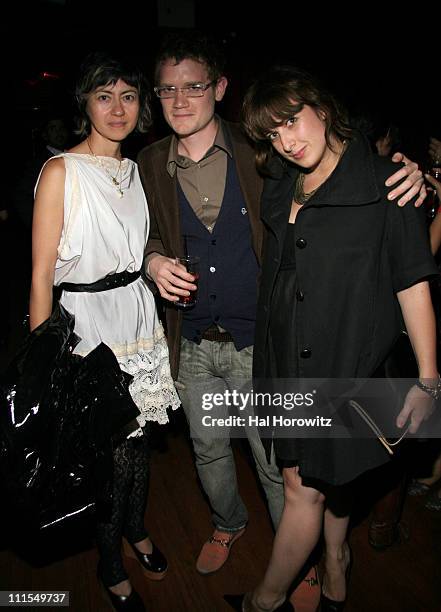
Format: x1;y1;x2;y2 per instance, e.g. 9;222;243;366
387;196;438;293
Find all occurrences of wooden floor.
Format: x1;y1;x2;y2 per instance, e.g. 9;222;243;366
1;411;441;612
1;263;441;612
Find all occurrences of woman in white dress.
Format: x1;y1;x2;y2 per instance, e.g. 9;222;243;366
30;52;180;612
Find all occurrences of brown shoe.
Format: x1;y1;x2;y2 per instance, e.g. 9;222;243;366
196;528;245;574
368;520;409;549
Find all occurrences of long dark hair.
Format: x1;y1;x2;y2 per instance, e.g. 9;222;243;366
75;51;152;137
242;66;353;173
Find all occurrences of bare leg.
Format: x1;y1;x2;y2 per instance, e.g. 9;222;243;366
131;537;152;554
108;580;132;597
250;467;325;611
322;509;350;602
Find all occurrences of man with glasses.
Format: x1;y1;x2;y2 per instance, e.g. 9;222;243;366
138;34;285;579
137;31;426;594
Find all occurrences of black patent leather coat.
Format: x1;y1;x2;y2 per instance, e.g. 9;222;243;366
0;304;139;530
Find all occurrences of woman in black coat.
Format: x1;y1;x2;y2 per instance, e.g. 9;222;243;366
230;67;439;612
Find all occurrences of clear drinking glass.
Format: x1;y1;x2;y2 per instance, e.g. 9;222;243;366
174;256;200;308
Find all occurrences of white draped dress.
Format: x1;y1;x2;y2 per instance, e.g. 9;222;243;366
38;153;180;430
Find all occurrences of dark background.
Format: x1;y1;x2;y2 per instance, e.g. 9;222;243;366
9;0;440;163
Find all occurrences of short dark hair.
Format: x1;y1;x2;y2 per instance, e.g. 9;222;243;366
154;31;226;84
75;51;152;137
242;66;353;172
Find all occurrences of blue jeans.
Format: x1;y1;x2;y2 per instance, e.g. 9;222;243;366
176;337;284;533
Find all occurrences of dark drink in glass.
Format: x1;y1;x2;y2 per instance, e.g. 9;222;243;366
174;255;200;308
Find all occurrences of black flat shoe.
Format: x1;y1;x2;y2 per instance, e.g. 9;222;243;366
100;581;146;612
224;593;295;611
130;541;168;580
320;593;345;611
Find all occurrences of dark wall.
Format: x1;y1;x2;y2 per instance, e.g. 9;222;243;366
11;1;439;164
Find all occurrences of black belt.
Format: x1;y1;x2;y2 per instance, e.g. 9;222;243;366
59;269;141;293
201;325;234;342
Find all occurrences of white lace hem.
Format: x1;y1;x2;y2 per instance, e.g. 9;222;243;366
117;335;180;434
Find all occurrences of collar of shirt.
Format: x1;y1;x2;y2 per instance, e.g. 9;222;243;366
166;116;233;177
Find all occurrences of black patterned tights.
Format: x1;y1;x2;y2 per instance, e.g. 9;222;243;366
96;429;150;586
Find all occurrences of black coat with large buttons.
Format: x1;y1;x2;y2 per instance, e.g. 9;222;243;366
253;134;437;381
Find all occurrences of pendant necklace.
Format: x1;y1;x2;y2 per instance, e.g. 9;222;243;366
294;172;319;206
294;140;347;206
87;138;124;198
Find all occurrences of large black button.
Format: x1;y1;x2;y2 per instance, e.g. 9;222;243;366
300;348;311;359
210;294;216;301
211;239;217;245
296;290;304;301
214;315;220;322
296;238;307;249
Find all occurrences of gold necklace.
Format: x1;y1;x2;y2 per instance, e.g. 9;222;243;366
294;140;347;206
294;172;319;206
86;138;124;198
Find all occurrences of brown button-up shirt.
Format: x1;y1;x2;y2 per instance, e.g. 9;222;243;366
166;118;232;233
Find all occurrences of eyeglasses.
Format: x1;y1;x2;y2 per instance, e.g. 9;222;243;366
154;81;217;99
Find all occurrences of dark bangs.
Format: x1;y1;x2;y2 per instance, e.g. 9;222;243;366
244;96;305;142
75;52;152;137
242;66;353;173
